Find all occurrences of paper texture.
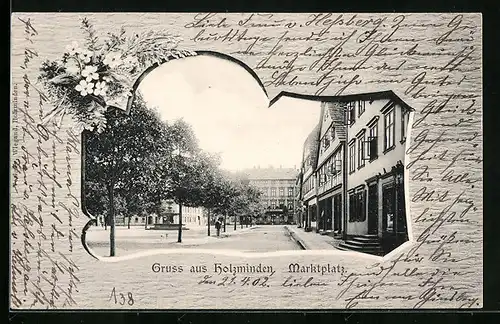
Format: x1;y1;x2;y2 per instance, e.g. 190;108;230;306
10;13;482;309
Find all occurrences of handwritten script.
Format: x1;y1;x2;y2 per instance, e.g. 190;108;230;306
183;12;482;308
11;17;81;309
10;13;482;309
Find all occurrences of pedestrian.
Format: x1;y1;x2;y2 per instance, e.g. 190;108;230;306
215;219;221;237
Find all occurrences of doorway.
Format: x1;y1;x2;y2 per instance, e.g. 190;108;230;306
333;194;342;232
367;183;379;235
382;184;395;233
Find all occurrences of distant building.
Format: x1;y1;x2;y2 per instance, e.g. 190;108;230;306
241;166;299;225
112;199;206;228
297;90;414;255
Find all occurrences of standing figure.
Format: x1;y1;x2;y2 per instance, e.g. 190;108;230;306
215;219;221;237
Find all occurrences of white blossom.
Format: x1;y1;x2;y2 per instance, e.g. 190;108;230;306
103;52;122;68
79;49;93;63
65;41;80;55
82;65;99;82
93;81;108;96
64;60;80;74
75;80;95;96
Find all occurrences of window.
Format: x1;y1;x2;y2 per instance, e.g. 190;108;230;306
271;200;277;208
369;122;378;160
384;108;395;151
330;126;336;141
349;141;356;173
271;188;276;197
348;102;355;125
358;132;366;169
321;167;328;186
358;100;365;117
279;200;285;208
279;188;284;196
288;187;294;197
322;134;330;150
303;176;314;194
326;159;332;178
288;201;294;210
401;109;408;142
334;149;342;174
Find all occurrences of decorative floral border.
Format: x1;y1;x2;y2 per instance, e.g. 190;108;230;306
38;18;196;133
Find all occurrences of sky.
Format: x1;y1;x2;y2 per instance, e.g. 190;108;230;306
138;54;321;172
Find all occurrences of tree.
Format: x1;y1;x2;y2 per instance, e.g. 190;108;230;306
164;119;204;243
229;181;263;229
208;172;263;231
189;152;224;236
210;175;240;231
84;95;171;256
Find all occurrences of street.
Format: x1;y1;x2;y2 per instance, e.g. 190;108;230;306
86;225;302;256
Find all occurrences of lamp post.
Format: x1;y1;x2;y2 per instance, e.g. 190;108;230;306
393;163;404;247
224;212;227;232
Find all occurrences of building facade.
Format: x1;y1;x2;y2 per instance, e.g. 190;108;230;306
315;101;347;236
242;167;299;225
108;199;207;228
299;124;320;231
297;91;413;254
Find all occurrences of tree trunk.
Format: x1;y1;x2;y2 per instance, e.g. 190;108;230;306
109;183;116;257
207;209;211;236
234;214;237;231
127;215;131;229
241;215;243;229
223;213;226;232
177;201;183;243
104;216;107;230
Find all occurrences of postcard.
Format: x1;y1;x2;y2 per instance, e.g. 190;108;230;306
10;12;482;309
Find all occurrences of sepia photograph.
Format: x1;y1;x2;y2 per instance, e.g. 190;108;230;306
10;12;482;310
81;52;413;257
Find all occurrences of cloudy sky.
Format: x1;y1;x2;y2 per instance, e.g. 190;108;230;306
138;54;321;172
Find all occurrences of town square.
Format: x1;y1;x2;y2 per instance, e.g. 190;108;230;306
83;54;412;258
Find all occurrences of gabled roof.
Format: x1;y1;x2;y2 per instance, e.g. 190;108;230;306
322;101;347;141
302;123;321;170
270;90;415;112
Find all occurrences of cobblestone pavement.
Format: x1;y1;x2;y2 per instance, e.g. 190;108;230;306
86;225;302;256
